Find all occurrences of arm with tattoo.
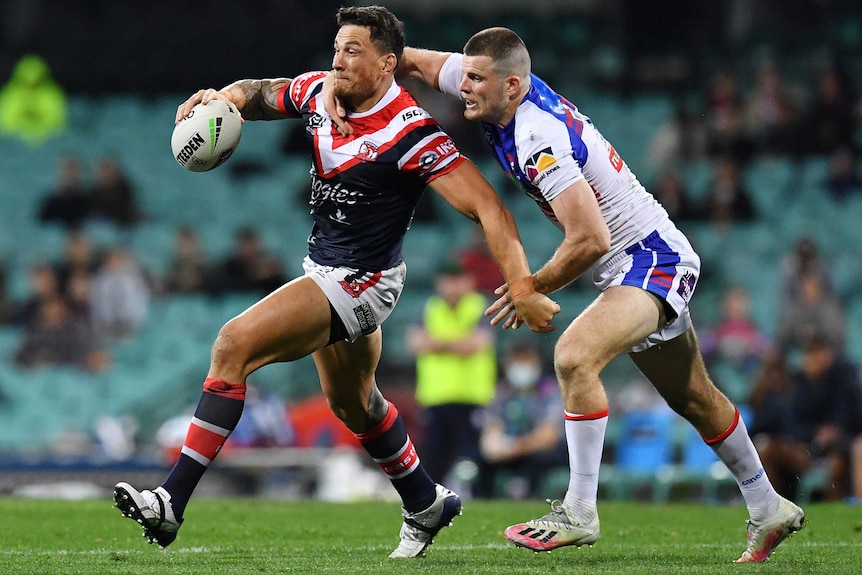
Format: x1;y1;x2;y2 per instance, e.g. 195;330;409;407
219;78;293;120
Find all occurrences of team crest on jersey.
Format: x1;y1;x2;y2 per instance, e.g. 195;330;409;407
419;151;439;169
356;141;379;162
525;147;559;183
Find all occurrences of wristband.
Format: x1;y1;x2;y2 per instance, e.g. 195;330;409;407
508;276;535;302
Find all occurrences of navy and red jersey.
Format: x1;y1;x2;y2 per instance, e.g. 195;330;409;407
277;71;463;271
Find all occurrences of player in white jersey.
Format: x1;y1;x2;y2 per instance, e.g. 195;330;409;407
326;26;804;563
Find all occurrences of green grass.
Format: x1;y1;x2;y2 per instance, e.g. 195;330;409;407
0;497;860;574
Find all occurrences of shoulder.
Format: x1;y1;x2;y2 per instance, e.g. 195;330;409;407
286;71;328;111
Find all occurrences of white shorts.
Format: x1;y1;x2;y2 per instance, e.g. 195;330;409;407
592;223;701;353
302;256;406;343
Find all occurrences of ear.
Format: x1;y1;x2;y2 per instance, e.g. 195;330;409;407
381;53;398;75
505;75;521;99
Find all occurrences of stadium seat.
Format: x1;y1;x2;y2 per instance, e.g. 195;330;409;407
599;408;675;500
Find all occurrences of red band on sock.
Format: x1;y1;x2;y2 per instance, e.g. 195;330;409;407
203;377;247;400
564;408;610;421
185;422;228;460
704;407;740;445
355;401;398;443
377;440;419;478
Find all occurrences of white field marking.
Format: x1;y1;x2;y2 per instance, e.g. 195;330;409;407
0;540;852;557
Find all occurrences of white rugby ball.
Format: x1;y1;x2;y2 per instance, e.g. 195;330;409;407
171;100;242;172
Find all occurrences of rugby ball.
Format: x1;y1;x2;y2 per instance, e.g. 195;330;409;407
171;100;242;172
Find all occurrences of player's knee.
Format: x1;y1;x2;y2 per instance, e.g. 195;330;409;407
210;319;252;372
553;341;599;384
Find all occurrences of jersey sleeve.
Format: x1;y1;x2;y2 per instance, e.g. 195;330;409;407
437;53;464;98
398;127;464;183
516;109;584;202
277;71;327;117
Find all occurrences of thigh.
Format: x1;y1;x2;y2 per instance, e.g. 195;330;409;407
210;276;333;378
630;327;735;434
557;285;666;369
312;328;383;431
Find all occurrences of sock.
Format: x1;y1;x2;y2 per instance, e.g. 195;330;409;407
161;378;246;518
707;407;780;522
355;401;436;513
562;409;608;523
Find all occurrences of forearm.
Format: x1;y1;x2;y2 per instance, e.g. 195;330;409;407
399;47;452;89
219;78;291;120
532;236;603;294
476;206;533;286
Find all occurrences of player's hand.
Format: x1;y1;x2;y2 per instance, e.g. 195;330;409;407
176;89;243;124
486;282;559;333
322;71;353;136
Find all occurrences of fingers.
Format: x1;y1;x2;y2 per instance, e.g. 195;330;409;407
331;113;353;137
484;293;510;317
488;302;515;327
175;89;243;124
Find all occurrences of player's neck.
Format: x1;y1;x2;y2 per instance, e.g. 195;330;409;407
348;78;396;114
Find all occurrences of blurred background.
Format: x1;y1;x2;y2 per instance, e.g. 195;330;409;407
0;0;860;503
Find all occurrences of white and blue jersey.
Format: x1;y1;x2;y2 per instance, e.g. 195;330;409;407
438;54;701;346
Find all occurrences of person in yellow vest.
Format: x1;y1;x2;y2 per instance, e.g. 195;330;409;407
0;54;67;145
407;260;497;493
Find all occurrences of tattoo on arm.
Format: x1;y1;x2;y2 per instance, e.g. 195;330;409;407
229;78;291;120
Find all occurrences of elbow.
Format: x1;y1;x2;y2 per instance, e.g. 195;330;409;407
588;229;611;261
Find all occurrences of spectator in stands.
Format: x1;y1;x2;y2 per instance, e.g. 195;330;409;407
216;227;286;295
803;64;857;157
89;156;142;227
0;54;67;146
9;263;63;327
702;156;756;228
703;68;752;162
650;170;703;222
776;271;846;357
54;229;101;296
646;104;707;174
407;261;497;493
475;341;565;499
748;352;793;441
700;285;772;375
226;384;295;449
756;334;862;501
13;294;109;372
91;246;150;338
165;226;211;295
743;60;804;157
456;228;505;297
823;146;862;203
37;155;91;229
779;236;832;305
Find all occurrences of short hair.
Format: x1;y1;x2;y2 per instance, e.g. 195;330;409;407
463;27;531;78
336;5;405;61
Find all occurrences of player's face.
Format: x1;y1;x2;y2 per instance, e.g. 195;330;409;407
332;25;391;112
459;55;510;126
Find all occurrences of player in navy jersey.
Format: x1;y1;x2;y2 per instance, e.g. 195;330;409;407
113;9;559;559
327;26;804;563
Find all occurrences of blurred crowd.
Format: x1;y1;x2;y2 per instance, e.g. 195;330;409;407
1;34;861;505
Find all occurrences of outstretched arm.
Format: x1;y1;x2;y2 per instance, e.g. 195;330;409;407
398;47;453;89
429;159;560;333
485;179;610;328
175;78;293;124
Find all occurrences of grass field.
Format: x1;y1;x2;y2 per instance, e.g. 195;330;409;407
0;497;859;574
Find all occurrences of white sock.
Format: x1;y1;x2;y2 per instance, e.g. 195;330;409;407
561;410;607;523
708;409;780;522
